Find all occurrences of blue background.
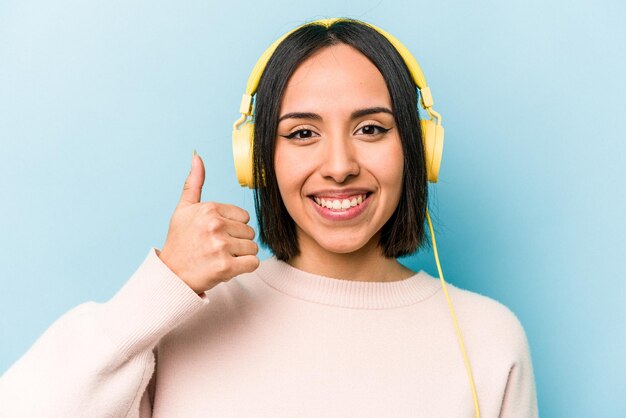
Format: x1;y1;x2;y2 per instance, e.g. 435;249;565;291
1;1;624;416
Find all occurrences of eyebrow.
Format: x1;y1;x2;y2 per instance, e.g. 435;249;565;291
277;106;394;123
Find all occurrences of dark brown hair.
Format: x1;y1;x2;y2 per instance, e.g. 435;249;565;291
253;18;428;261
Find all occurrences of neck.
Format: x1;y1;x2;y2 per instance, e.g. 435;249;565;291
286;232;415;282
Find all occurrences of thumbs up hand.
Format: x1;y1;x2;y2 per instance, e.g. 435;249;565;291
158;151;260;295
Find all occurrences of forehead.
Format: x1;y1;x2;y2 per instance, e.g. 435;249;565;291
279;43;392;114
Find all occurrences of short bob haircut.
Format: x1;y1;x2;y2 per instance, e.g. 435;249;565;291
253;18;428;261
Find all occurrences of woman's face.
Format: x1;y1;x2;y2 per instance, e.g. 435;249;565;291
274;43;404;257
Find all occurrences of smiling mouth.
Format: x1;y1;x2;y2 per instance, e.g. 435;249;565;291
309;193;371;211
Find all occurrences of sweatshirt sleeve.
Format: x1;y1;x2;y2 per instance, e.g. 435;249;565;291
498;315;540;418
0;247;210;418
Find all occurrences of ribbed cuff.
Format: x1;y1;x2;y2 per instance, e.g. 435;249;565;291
97;247;210;359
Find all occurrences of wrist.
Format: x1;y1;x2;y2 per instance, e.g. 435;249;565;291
155;248;205;296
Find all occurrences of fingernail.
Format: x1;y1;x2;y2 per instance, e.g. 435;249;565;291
191;149;197;169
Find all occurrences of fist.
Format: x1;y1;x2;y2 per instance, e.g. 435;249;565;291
157;151;260;295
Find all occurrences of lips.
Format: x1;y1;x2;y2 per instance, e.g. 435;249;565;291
311;193;368;210
307;191;373;221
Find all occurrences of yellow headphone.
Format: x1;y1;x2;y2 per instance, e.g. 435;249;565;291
231;18;480;417
232;17;444;188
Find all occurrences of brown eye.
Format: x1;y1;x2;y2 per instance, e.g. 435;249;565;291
283;129;318;140
357;125;390;136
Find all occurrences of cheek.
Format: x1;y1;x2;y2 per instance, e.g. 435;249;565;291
362;140;404;191
387;137;405;180
274;142;310;199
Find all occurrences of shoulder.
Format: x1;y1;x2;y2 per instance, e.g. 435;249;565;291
451;283;524;328
439;281;539;414
438;279;532;356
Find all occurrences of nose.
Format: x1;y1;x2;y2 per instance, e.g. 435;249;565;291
318;135;360;183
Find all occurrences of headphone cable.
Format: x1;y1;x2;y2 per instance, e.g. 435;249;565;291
426;208;481;418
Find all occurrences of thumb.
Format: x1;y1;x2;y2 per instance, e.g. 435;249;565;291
179;150;205;206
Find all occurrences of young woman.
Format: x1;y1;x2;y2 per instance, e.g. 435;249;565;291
0;18;538;417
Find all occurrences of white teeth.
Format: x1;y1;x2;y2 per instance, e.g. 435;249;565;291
312;194;368;211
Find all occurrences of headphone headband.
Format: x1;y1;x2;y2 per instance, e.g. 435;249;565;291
235;18;440;123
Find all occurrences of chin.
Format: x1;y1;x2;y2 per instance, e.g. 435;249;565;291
322;245;362;255
297;225;379;257
316;237;370;255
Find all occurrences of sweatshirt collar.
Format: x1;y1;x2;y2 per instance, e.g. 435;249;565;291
255;256;442;309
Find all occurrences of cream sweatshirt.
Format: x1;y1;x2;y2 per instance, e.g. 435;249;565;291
0;247;538;417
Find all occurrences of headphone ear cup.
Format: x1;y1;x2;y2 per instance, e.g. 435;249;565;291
419;119;444;183
232;122;255;188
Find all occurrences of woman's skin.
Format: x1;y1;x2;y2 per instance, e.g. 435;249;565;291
275;43;415;282
158;42;415;295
